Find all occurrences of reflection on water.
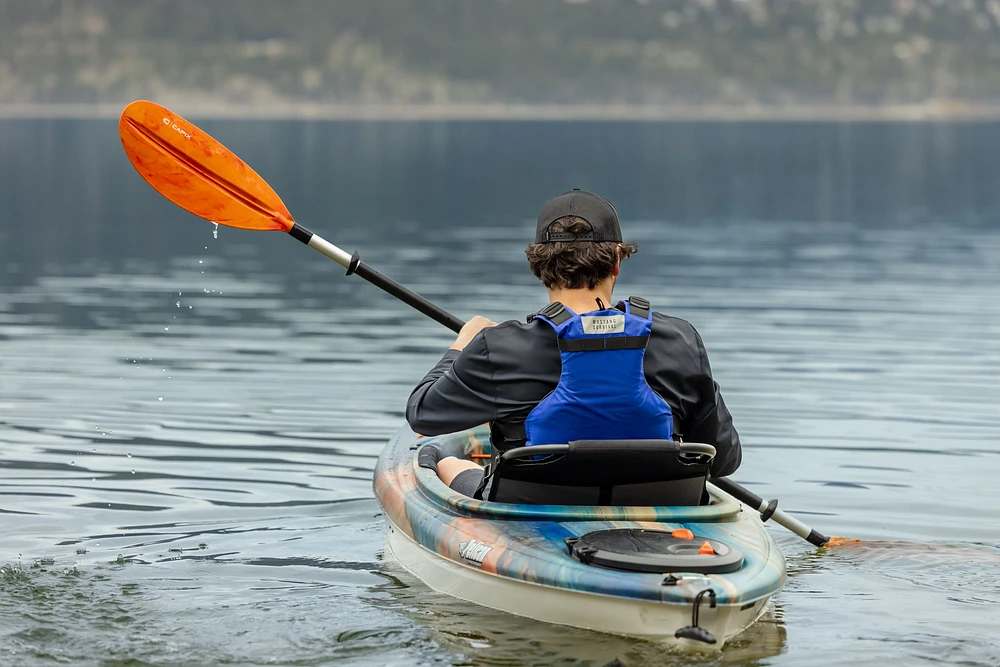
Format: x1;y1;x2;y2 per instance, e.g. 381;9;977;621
372;566;789;667
1;119;999;666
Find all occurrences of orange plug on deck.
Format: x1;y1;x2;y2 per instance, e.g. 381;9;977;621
671;529;694;539
699;541;715;555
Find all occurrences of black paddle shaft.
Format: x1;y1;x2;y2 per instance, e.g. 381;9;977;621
346;253;464;333
287;223;465;333
712;476;830;547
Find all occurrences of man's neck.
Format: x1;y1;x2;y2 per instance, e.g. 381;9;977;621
546;282;616;315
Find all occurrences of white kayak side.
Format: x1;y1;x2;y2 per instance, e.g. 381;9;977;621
386;523;772;648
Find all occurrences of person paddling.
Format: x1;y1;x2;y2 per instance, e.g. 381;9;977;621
406;189;741;499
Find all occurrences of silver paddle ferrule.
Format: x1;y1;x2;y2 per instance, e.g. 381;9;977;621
308;234;353;269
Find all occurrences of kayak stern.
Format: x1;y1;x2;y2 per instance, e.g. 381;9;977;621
374;425;786;647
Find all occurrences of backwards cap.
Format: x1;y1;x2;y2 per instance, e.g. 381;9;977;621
534;189;622;243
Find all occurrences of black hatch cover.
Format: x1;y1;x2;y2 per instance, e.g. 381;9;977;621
565;528;744;574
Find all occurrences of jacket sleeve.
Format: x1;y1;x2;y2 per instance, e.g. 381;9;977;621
405;332;497;436
684;329;742;477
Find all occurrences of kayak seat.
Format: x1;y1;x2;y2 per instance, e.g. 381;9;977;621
483;440;716;506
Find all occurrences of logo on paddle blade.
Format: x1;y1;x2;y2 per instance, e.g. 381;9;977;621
458;539;492;566
162;117;192;139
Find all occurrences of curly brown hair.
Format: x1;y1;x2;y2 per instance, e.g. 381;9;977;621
525;217;638;289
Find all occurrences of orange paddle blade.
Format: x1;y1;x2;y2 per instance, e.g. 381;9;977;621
825;536;864;547
118;100;294;232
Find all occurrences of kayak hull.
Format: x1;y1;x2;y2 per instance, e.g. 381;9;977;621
387;525;771;645
374;425;786;648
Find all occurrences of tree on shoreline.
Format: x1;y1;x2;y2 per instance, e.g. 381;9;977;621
2;0;1000;108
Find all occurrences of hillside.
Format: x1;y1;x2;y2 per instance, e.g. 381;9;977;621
3;0;1000;115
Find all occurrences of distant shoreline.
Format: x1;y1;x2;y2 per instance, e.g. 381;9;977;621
3;101;1000;122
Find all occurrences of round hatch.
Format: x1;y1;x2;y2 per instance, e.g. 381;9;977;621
565;528;744;574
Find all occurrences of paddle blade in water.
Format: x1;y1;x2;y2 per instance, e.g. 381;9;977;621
825;536;864;547
118;100;294;232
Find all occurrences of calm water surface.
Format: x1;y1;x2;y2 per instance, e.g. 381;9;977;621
1;120;999;666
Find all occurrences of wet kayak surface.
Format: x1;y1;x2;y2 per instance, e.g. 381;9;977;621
1;118;999;666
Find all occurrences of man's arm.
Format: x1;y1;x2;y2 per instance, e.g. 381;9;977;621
406;325;498;436
646;314;742;477
684;330;742;477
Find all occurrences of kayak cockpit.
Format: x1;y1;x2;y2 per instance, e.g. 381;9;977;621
408;429;742;523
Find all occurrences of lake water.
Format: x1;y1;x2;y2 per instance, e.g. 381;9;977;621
1;118;999;666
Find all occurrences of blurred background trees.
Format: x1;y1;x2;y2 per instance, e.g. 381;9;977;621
2;0;1000;109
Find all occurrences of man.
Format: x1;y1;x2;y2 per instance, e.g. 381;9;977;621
406;189;741;499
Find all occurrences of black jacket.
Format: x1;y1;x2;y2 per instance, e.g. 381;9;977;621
406;307;742;477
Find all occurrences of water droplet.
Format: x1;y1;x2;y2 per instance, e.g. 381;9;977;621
157;396;163;401
126;453;132;459
70;460;75;466
178;291;182;296
175;301;181;307
188;306;193;310
198;260;203;264
131;470;136;475
213;222;219;238
91;448;96;453
164;327;169;331
91;478;96;482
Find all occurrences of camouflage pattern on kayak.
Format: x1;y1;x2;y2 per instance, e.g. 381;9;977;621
373;424;787;643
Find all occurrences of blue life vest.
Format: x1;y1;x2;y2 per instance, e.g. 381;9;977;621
524;297;674;446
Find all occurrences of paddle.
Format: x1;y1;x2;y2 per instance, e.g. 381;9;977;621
708;477;830;547
118;100;464;334
119;100;836;549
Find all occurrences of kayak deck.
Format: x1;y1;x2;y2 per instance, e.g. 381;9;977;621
374;425;786;646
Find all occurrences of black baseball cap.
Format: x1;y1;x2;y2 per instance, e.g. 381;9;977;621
534;189;622;243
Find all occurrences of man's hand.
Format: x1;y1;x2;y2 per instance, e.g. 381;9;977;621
450;316;497;351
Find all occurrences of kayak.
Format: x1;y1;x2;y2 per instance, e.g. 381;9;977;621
373;424;786;648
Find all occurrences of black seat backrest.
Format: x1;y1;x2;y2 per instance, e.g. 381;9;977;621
485;440;715;506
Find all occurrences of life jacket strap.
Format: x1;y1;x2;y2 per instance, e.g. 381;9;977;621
528;301;573;325
627;296;650;319
491;421;526;449
558;335;650;352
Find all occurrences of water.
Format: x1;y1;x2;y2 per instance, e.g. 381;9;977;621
1;119;999;666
